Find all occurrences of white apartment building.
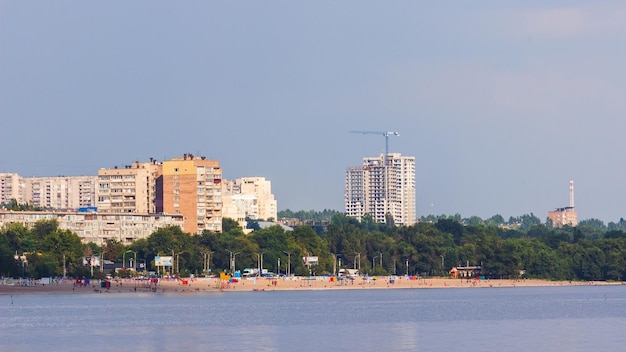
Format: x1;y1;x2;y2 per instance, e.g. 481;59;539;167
345;153;416;226
222;177;277;221
345;167;366;220
0;173;24;204
0;210;184;245
221;192;257;230
23;176;97;210
97;161;161;214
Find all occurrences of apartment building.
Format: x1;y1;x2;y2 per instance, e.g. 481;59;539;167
548;207;578;227
345;167;366;221
222;192;256;230
345;153;416;226
23;176;97;210
222;177;277;222
97;160;161;214
157;154;222;234
0;173;24;204
0;210;184;244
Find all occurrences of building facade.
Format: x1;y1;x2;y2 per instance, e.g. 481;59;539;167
345;166;366;221
222;177;277;222
23;176;97;210
96;161;161;214
548;207;578;227
157;154;222;234
0;210;184;244
345;153;416;226
221;192;256;231
0;173;24;205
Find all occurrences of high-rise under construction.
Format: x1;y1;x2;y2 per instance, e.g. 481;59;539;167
345;153;416;226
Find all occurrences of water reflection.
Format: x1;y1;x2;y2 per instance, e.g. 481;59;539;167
1;286;626;351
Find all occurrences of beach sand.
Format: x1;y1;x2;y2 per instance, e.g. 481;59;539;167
1;276;622;295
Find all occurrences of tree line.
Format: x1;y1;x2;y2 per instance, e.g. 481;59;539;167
2;214;626;281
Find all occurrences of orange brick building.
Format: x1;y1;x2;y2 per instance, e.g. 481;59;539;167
548;207;578;227
157;154;222;234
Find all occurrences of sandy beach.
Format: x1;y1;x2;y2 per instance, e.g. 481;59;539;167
1;276;622;295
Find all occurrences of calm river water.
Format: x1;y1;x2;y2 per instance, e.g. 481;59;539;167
1;285;626;351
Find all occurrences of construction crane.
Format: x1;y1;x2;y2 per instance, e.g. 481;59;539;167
349;130;400;164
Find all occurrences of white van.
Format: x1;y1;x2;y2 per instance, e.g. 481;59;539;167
338;269;359;278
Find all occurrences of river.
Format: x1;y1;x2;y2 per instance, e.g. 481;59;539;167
2;285;625;351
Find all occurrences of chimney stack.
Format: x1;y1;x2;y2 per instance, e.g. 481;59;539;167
569;180;574;208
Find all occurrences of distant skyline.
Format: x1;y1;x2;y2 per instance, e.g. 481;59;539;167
1;2;625;223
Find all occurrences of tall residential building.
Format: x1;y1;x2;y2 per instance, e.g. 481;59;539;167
345;153;416;226
97;160;161;214
157;154;222;234
0;173;24;204
24;176;97;210
345;167;366;221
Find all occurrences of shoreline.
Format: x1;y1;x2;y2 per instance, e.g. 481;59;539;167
1;276;623;295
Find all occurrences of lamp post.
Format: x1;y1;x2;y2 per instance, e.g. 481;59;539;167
201;251;213;275
207;251;213;274
232;252;239;275
440;255;445;275
261;252;264;275
331;253;337;277
14;251;27;278
168;248;175;276
256;252;265;277
355;253;361;273
283;251;291;277
378;251;383;269
100;250;105;273
226;249;239;275
406;259;409;276
140;259;147;274
175;250;189;276
123;250;137;271
373;256;378;271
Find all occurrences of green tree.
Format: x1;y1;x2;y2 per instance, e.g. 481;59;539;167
579;218;606;230
39;229;83;276
222;217;243;233
32;219;59;242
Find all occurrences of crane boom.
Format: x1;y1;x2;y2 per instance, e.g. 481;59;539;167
349;130;400;161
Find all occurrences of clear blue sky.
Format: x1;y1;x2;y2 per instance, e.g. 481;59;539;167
1;2;625;223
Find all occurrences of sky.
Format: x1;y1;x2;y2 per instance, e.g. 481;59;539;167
1;1;625;223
